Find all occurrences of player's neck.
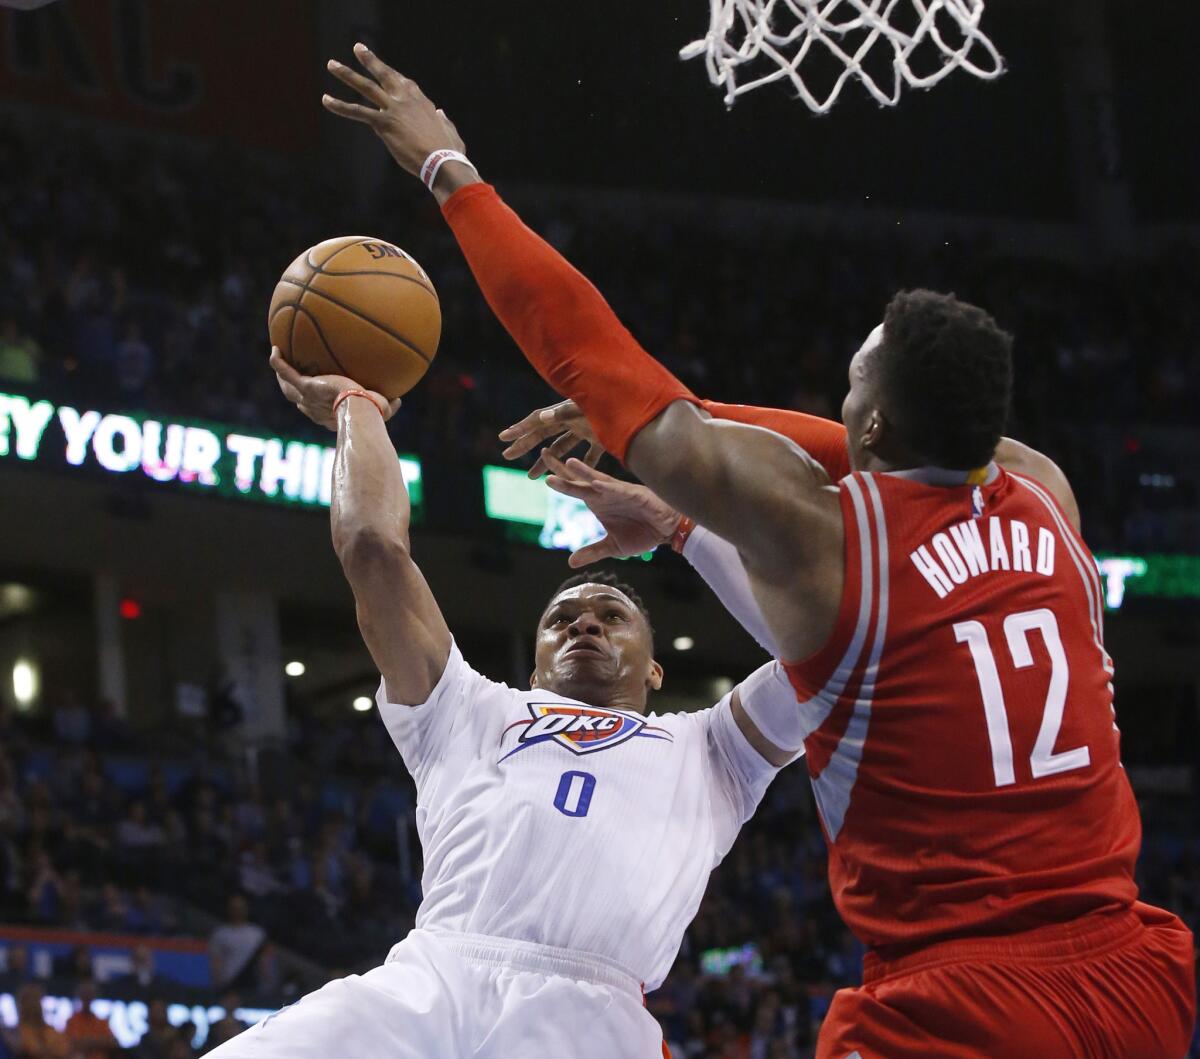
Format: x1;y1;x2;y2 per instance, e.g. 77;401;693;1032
541;678;648;714
855;438;931;475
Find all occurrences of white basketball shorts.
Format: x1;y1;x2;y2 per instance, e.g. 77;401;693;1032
205;927;666;1058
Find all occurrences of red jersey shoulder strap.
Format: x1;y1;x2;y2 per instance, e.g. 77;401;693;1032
1006;470;1113;676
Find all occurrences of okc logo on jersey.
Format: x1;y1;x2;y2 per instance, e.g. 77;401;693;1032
500;703;672;760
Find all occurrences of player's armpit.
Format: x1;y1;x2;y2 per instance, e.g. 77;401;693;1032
995;437;1082;533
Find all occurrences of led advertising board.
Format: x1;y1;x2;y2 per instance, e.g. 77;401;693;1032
0;990;272;1050
0;388;421;514
1096;554;1200;610
482;465;651;559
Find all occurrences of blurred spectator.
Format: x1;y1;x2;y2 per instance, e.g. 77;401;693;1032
52;949;95;985
26;851;64;924
129;1001;184;1059
62;980;118;1059
204;993;245;1050
114;321;154;399
208;896;266;993
11;982;68;1059
0;317;40;384
110;945;161;992
1;945;31;983
124;887;169;935
51;694;91;748
115;804;166;852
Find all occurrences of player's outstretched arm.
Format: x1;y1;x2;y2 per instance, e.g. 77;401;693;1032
323;50;841;655
501;398;850;482
270;350;451;706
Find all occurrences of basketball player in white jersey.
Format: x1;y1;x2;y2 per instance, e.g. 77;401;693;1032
207;350;804;1059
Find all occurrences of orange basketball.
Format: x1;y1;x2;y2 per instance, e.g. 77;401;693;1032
268;236;441;399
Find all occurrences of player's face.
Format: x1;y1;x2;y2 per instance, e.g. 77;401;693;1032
841;324;886;471
531;584;662;713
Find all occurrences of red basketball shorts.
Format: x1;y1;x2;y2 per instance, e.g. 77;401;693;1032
817;903;1195;1059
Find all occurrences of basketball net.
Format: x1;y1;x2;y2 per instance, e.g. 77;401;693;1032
680;0;1004;111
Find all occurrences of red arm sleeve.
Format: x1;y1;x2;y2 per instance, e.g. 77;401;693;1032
442;183;697;463
699;401;851;481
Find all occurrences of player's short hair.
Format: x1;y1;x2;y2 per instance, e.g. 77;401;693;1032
548;570;655;647
878;289;1013;469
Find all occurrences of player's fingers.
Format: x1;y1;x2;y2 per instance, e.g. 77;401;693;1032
528;432;584;477
561;457;615;485
275;374;304;407
353;42;410;94
385;398;403;418
584;442;604;468
501;430;545;462
544;473;595;501
327;59;390;108
269;347;304;385
499;407;558;446
542;452;594;486
568;537;618;569
321;94;380;125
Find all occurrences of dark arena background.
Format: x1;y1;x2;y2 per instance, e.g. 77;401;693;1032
0;0;1196;1055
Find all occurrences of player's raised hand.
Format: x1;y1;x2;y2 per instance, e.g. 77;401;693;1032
541;454;681;568
270;348;400;431
499;399;605;479
323;44;467;183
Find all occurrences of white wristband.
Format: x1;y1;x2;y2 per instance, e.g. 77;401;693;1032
420;149;476;191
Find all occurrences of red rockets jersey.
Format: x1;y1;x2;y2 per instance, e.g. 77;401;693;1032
783;466;1141;951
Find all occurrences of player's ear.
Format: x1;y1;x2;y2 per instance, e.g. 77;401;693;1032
529;669;539;689
646;659;663;692
862;407;887;452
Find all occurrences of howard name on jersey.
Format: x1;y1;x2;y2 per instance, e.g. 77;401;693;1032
911;507;1057;599
375;643;783;990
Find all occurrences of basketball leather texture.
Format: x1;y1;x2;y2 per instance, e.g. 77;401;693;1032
268;236;441;399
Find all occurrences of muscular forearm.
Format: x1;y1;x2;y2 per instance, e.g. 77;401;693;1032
442;184;697;462
331;398;411;558
331;397;451;705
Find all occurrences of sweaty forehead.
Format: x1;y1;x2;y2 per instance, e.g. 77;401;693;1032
544;585;638;616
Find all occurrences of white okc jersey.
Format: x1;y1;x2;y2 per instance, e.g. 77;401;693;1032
378;641;785;991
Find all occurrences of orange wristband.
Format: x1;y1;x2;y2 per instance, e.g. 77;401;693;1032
670;515;696;554
333;389;384;417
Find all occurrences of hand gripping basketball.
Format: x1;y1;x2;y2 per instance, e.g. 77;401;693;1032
269;347;399;432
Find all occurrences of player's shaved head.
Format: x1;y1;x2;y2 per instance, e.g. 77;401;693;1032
532;571;661;713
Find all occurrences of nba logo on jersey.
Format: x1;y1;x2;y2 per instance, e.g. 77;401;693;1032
971;484;985;519
500;703;672;760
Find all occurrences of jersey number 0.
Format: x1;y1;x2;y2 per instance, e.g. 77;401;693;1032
955;608;1091;788
553;770;596;818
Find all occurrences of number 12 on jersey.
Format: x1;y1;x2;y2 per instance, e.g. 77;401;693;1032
954;608;1090;788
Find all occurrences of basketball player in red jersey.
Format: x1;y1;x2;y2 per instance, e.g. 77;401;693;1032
324;45;1196;1056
